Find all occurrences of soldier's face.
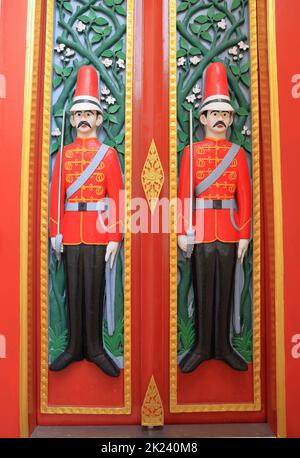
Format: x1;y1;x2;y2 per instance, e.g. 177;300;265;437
71;110;102;134
200;110;233;136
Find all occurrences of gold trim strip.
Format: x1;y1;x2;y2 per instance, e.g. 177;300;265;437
267;0;287;438
20;0;41;438
40;0;133;415
169;0;261;413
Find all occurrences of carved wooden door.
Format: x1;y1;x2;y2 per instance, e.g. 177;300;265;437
36;0;267;428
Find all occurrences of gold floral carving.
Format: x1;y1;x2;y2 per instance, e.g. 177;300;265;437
141;140;165;214
141;376;164;427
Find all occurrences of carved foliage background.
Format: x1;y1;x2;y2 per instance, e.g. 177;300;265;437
176;0;253;362
48;0;127;363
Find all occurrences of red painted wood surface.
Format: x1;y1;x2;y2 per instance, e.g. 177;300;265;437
0;0;29;438
276;0;300;438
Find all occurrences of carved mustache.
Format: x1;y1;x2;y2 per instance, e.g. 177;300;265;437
77;120;91;128
213;120;226;128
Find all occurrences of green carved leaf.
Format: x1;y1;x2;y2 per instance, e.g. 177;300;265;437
115;0;124;4
89;9;97;22
105;139;115;147
108;104;120;114
95;17;109;26
177;49;187;58
180;37;190;51
200;23;212;32
231;0;241;11
177;2;189;13
115;132;125;144
116;51;126;60
195;15;209;24
230;64;240;76
178;131;188;143
241;63;250;74
189;47;201;56
102;50;114;58
116;5;126;16
63;67;73;77
190;24;201;35
200;32;212;43
54;64;63;76
213;12;226;21
114;40;123;53
108;114;118;124
53;76;63;89
182;101;193;111
78;15;90;24
91;34;103;44
207;6;215;19
103;26;112;37
104;0;114;7
241;74;250;87
92;25;104;33
63;2;73;14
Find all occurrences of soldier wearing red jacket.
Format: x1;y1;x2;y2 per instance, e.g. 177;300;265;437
178;63;252;372
49;66;123;376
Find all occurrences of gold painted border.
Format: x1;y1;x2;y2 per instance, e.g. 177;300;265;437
267;0;286;438
169;0;261;413
40;0;133;415
20;0;42;437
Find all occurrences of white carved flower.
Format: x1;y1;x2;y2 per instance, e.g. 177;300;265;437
106;95;116;105
76;20;86;33
239;53;244;60
102;58;113;68
116;58;125;69
177;56;186;67
242;125;251;136
233;56;238;61
60;56;65;61
190;55;201;65
65;48;75;57
195;103;200;109
51;128;61;137
101;86;110;95
228;46;238;56
217;19;227;30
238;41;249;51
54;44;65;53
192;84;201;95
186;94;196;104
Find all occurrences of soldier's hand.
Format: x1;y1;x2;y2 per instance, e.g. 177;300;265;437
51;237;63;253
238;239;249;264
178;235;187;253
105;241;119;269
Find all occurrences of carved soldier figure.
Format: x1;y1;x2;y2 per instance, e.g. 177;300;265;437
178;62;252;372
49;66;123;377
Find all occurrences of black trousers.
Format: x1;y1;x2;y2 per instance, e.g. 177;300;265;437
63;244;106;360
191;241;237;358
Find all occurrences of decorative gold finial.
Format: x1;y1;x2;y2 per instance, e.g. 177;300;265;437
141;376;164;426
141;140;165;214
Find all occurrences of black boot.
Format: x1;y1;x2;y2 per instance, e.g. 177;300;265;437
88;351;120;377
215;350;248;371
180;351;210;373
83;245;120;377
49;351;82;372
49;246;84;372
